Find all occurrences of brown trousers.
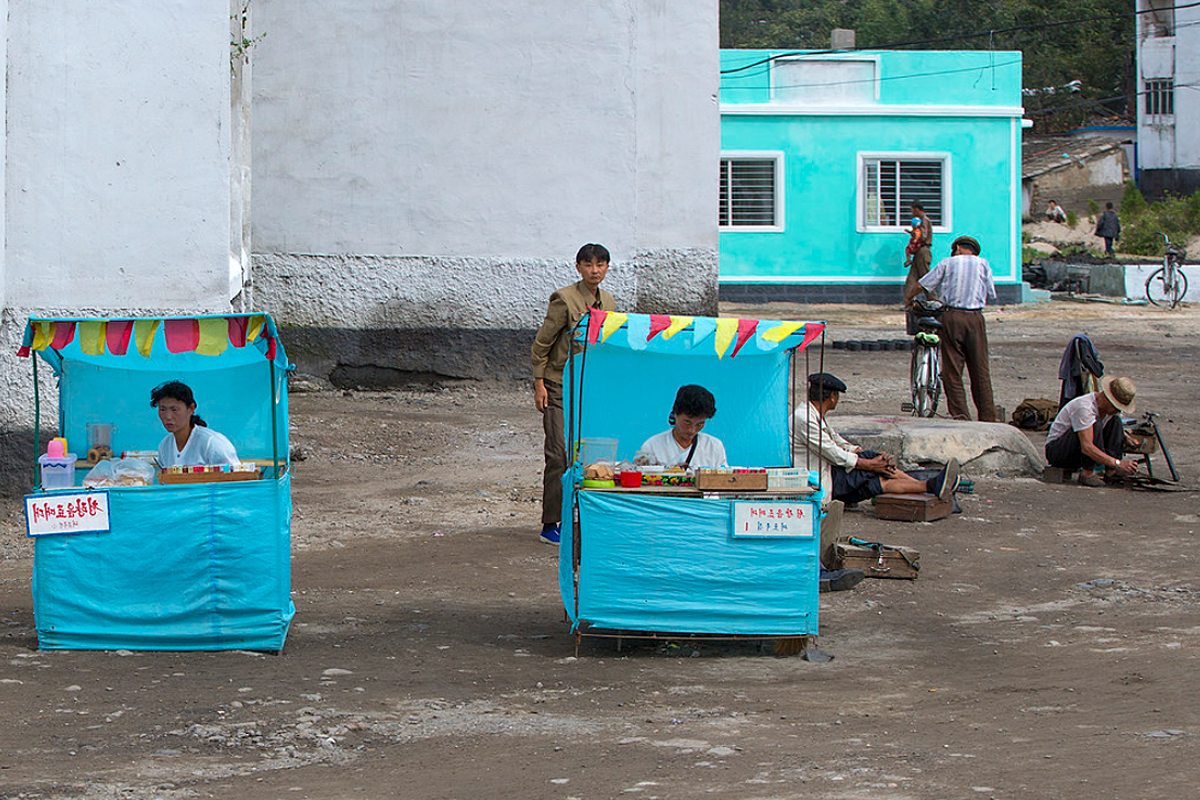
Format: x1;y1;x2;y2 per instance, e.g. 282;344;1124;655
904;246;934;302
541;380;566;524
939;308;996;422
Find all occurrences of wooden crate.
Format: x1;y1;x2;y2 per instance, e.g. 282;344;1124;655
1041;466;1075;483
873;492;951;522
833;541;920;579
159;469;261;485
695;470;767;491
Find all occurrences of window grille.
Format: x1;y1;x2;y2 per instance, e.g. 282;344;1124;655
862;158;945;227
1145;78;1174;116
719;158;778;228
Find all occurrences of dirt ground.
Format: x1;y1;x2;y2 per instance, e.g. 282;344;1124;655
2;299;1199;800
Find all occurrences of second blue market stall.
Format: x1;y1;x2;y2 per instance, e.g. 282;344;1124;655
17;315;294;651
559;311;828;650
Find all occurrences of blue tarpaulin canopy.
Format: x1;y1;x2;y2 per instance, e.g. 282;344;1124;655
18;314;294;651
559;311;826;640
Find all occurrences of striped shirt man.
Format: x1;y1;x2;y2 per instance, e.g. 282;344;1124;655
918;254;996;309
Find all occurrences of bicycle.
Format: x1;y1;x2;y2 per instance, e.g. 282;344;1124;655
1145;232;1188;309
901;297;943;417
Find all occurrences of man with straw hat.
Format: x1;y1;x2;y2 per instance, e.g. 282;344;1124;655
1045;375;1140;487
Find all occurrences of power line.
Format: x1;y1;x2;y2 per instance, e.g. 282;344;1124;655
720;1;1200;76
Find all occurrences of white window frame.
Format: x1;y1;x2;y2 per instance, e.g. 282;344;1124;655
768;54;882;103
1144;78;1174;117
856;152;952;234
719;151;785;233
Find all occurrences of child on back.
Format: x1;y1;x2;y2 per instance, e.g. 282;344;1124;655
530;244;616;544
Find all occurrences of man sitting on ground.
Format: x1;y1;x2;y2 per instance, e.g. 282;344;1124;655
1045;375;1139;487
795;373;960;506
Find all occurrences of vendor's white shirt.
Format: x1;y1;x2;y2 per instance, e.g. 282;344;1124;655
638;430;728;469
158;425;239;468
1047;392;1111;444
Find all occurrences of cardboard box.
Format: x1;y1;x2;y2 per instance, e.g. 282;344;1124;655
696;469;767;491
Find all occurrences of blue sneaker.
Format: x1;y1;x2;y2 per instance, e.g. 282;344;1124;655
539;523;561;545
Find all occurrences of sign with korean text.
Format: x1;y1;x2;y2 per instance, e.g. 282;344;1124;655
731;501;814;538
25;492;111;537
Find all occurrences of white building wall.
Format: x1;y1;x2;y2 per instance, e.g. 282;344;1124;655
1137;0;1200;171
4;1;238;310
250;0;719;382
1;2;247;433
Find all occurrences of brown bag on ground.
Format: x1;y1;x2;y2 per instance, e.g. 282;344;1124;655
1010;397;1059;431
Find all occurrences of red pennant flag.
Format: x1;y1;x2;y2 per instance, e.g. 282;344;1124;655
647;314;671;341
49;322;76;350
106;320;133;355
266;336;277;361
586;309;607;344
163;318;200;353
797;323;826;352
729;319;759;358
227;316;249;348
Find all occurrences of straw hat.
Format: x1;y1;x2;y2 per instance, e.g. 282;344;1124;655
1101;375;1136;414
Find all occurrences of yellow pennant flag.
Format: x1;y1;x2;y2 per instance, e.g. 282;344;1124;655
134;320;160;357
661;316;692;340
30;321;53;351
196;317;229;356
78;321;107;356
600;312;628;343
714;318;739;359
247;314;267;343
762;321;804;343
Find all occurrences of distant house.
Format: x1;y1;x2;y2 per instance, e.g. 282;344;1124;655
719;50;1025;304
1136;0;1200;198
1022;134;1131;218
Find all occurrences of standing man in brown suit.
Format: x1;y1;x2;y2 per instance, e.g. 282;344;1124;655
530;244;616;544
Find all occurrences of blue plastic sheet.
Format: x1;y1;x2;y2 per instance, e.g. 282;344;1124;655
560;485;819;636
22;315;294;651
559;313;826;638
32;475;294;650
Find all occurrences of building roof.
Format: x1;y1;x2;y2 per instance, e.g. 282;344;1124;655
1022;135;1130;181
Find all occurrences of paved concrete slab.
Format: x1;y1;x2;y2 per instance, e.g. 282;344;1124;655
829;415;1043;477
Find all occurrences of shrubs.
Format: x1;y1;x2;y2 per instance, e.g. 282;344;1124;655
1119;183;1200;255
1066;210;1079;229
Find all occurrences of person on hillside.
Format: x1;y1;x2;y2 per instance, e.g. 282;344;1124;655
1045;200;1067;223
531;243;616;545
1094;202;1121;257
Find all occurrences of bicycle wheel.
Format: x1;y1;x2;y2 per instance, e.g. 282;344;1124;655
917;347;940;417
911;345;940;417
1146;267;1189;308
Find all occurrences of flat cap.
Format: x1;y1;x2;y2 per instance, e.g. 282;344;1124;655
808;372;847;393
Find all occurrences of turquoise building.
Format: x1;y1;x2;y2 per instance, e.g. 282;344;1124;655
719;50;1025;304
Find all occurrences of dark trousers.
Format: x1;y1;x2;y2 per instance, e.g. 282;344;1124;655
1103;237;1115;256
541;380;566;525
1045;416;1124;472
940;308;996;422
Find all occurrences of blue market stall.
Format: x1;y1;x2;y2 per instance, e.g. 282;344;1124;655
559;311;827;649
17;315;294;651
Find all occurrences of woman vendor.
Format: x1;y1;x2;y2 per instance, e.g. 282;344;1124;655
151;380;239;467
638;385;728;469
